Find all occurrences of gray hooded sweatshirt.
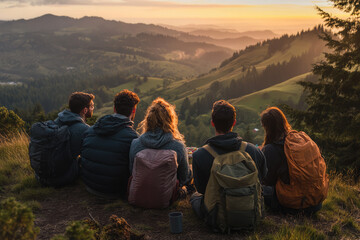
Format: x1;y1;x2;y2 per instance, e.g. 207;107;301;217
129;128;192;186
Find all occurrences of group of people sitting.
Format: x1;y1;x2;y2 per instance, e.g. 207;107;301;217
29;90;329;232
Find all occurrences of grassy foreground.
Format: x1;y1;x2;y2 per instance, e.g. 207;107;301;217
0;133;359;239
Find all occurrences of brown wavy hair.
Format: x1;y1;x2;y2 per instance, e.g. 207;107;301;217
137;98;184;142
114;89;140;117
260;107;292;146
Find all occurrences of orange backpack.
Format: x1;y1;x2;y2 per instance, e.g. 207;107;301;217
276;130;329;209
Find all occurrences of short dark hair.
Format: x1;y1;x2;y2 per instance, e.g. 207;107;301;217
69;92;95;114
114;90;140;116
211;100;236;133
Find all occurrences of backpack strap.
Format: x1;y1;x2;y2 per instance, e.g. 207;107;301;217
203;144;219;158
240;141;247;152
203;141;248;157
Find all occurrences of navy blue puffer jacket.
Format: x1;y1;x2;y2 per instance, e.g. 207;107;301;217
80;113;138;197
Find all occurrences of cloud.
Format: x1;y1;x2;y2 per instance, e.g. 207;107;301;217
0;0;252;9
0;0;331;11
1;0;107;5
1;0;327;7
0;0;166;6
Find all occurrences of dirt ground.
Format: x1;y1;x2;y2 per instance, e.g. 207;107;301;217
35;179;360;240
34;181;267;240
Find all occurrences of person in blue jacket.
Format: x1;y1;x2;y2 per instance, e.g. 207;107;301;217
81;90;139;198
129;97;192;187
37;92;95;187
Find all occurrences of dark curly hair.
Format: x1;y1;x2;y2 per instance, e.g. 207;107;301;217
114;90;140;116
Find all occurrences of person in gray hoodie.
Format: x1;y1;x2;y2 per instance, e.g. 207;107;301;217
38;92;95;187
129;98;192;187
81;90;140;198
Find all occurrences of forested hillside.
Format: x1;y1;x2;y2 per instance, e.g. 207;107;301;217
161;26;326;105
0;14;233;84
0;14;238;115
120;26;328;146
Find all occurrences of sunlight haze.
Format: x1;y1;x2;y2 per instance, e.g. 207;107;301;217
0;0;333;34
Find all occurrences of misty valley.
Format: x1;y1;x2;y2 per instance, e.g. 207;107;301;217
0;15;325;147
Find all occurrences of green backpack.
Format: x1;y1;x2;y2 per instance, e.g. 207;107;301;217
203;141;263;233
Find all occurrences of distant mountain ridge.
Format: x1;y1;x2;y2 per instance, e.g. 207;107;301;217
0;14;181;36
161;24;278;49
161;24;278;39
0;14;236;82
0;14;266;50
189;29;279;40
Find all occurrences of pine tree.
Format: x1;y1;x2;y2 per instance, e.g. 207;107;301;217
179;97;191;120
288;0;360;174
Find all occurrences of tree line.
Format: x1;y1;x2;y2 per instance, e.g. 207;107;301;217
0;72;140;112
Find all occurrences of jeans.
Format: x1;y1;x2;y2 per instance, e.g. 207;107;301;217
190;192;205;219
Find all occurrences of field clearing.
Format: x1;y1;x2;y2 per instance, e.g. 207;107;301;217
111;77;164;93
230;73;311;112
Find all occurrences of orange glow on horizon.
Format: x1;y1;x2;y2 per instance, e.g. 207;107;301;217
0;3;346;34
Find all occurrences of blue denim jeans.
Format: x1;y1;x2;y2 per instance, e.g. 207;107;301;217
190;192;205;219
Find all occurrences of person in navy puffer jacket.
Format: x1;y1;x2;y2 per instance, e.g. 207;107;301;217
81;90;140;198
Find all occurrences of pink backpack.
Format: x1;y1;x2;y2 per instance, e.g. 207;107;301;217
128;149;179;208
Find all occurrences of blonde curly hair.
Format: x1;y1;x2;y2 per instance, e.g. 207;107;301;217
137;98;184;142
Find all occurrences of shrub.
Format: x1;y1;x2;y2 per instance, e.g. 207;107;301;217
51;221;96;240
0;106;25;136
0;197;39;240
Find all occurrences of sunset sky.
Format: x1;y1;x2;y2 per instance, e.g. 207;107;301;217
0;0;334;34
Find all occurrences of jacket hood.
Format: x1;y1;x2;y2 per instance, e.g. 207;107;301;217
93;113;133;136
139;128;173;148
56;110;85;125
206;132;242;151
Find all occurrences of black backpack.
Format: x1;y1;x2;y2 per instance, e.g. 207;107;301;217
29;120;72;178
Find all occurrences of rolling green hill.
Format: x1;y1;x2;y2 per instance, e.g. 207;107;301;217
230;72;312;112
159;27;326;107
